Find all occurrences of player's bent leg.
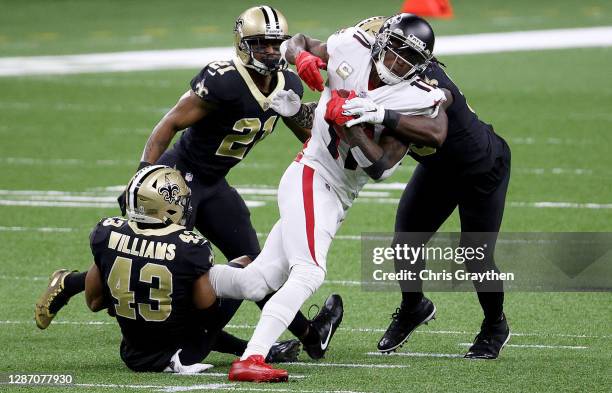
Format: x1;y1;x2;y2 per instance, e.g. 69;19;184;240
229;264;325;382
208;263;272;301
459;151;511;359
35;269;86;329
209;221;289;302
242;264;325;359
379;165;457;351
276;162;345;359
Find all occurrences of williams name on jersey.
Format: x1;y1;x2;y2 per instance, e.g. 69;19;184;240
89;217;214;370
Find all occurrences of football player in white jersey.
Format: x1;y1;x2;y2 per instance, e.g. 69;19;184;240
207;13;452;382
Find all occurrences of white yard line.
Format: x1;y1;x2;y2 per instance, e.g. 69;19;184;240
69;383;367;393
0;319;607;339
4;192;610;209
366;351;464;359
1;27;611;76
0;226;74;232
284;362;408;369
458;343;588;349
0;199;264;208
174;372;306;380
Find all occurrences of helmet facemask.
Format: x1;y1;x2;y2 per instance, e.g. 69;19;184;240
372;30;432;85
240;36;287;75
233;6;290;76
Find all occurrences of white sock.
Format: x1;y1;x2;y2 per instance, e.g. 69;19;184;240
241;264;325;360
241;302;294;360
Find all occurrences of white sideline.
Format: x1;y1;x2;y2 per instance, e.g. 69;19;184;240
367;351;464;359
458;342;588;349
0;27;611;76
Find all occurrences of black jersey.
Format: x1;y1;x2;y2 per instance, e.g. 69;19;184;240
407;62;508;175
90;217;213;350
174;59;304;181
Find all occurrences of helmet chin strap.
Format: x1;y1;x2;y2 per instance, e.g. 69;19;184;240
244;57;274;75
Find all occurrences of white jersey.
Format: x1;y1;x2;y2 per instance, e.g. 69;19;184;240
298;27;446;208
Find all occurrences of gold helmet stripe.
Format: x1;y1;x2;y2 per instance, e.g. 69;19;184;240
127;165;166;212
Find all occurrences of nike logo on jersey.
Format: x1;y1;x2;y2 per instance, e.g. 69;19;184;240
320;323;333;350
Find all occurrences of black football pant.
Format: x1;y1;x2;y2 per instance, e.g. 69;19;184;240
393;147;510;323
158;149;261;261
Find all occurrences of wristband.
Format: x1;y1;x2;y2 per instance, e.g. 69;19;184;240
382;109;400;130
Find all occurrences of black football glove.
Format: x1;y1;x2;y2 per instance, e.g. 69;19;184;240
118;161;152;216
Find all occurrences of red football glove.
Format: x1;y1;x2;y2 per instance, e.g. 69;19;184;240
295;51;327;92
325;89;357;126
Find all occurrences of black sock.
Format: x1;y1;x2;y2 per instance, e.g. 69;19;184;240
401;292;424;310
301;325;320;346
256;293;310;339
211;330;247;356
477;291;504;324
211;298;243;331
178;333;212;365
48;271;86;314
63;271;86;297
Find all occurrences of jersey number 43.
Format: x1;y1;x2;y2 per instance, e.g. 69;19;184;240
107;257;173;322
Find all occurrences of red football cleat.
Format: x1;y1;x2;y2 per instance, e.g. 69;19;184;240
228;355;288;383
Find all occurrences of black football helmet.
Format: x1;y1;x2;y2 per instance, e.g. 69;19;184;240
371;13;435;85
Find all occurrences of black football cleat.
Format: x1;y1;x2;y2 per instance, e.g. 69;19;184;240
464;314;511;360
266;339;301;363
377;297;436;353
303;294;344;360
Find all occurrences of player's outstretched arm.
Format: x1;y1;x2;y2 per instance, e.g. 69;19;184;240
345;125;408;182
84;263;105;312
282;34;328;92
281;102;317;142
282;33;328;65
140;91;214;165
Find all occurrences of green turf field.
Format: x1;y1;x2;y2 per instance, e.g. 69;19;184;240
1;1;611;392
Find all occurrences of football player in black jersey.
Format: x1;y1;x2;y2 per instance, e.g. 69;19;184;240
352;15;511;360
287;14;511;359
84;165;299;372
35;5;342;362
